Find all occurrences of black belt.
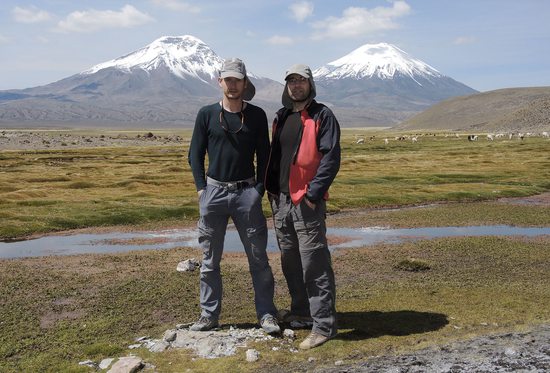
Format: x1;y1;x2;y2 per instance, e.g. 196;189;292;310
207;176;255;191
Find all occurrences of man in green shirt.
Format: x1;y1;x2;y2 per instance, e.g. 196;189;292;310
187;58;280;335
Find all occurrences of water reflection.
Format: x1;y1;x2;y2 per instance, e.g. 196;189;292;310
1;225;549;259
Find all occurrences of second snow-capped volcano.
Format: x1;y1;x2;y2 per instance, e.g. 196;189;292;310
312;42;476;125
314;43;441;82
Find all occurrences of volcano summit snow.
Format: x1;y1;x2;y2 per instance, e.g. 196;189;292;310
83;36;222;84
313;43;477;125
0;36;476;127
314;43;441;81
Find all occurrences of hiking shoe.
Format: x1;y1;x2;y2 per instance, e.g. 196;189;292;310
189;316;219;331
299;332;334;350
277;309;313;328
260;314;281;335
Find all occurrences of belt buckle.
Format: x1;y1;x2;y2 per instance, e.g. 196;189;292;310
226;182;237;191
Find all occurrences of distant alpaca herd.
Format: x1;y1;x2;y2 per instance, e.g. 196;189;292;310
353;131;550;145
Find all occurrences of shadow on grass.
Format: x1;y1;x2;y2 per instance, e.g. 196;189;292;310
336;310;448;341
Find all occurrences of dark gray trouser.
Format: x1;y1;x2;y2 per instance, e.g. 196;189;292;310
270;193;337;337
197;184;277;322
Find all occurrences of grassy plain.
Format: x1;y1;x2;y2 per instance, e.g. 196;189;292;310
0;129;549;372
1;129;549;239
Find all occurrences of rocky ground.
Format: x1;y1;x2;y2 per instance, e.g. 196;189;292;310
82;322;550;372
316;324;550;373
0;130;184;150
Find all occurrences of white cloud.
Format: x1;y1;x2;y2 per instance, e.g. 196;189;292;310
0;34;10;44
57;4;154;33
149;0;200;13
12;6;53;23
311;0;411;40
454;36;477;45
267;35;294;45
289;1;314;23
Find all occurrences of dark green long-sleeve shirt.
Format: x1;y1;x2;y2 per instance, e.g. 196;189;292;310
188;102;270;195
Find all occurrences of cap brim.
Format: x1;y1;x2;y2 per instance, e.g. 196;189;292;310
285;71;310;80
220;72;245;79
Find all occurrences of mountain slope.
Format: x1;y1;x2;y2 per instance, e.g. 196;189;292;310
0;39;477;128
0;35;281;127
313;43;477;125
397;86;550;132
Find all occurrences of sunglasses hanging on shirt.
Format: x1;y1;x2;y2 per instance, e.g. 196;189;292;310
219;101;244;134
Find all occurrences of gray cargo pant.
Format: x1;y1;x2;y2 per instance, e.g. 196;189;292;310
197;182;277;322
270;193;337;337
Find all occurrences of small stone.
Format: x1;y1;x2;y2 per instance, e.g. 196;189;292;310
246;349;260;362
335;360;344;366
99;358;114;369
163;330;177;342
128;343;142;349
106;356;143;373
283;329;296;339
149;341;170;353
78;360;97;368
177;259;200;272
504;347;517;356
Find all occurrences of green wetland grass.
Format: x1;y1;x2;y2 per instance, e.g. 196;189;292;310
1;129;549;239
0;129;549;372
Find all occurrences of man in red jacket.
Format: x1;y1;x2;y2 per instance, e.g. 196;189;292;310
266;64;341;349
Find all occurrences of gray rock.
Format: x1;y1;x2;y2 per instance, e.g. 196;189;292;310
163;329;177;342
148;340;170;353
106;356;143;373
78;359;97;368
246;349;260;362
99;358;114;370
283;328;296;339
176;258;200;272
167;327;269;359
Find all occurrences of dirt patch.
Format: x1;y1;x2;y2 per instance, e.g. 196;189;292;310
496;192;550;206
327;234;359;246
40;309;85;329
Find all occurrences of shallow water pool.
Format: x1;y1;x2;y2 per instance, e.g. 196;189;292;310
1;225;549;259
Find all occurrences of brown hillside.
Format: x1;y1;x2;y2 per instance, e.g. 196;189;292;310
398;87;550;132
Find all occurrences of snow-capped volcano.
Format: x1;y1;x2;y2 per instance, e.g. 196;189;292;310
312;42;477;124
82;35;223;83
314;43;441;82
0;34;282;127
0;37;476;127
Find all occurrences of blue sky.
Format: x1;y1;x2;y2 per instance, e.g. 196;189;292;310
1;0;549;91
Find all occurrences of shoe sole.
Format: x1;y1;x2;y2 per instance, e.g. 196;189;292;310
189;324;219;332
299;334;335;349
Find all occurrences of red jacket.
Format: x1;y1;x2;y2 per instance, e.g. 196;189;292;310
265;101;341;205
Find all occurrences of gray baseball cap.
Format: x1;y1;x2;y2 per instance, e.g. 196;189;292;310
219;58;256;101
282;63;316;109
284;64;313;80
